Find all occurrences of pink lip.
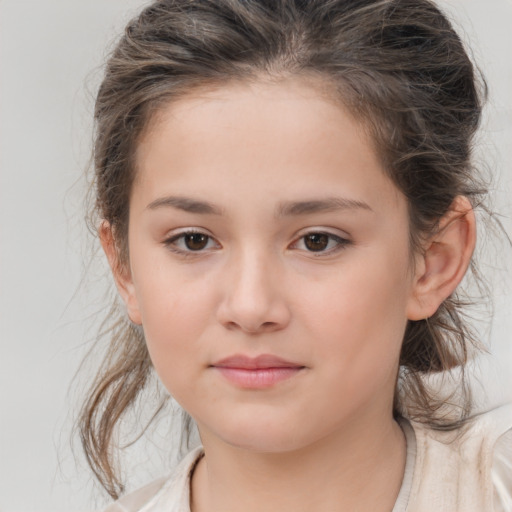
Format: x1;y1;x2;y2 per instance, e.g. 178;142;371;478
211;354;305;389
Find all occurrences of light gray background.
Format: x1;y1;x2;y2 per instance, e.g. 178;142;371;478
0;1;511;511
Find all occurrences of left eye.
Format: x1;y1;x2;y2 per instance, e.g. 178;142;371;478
293;232;349;254
164;231;218;253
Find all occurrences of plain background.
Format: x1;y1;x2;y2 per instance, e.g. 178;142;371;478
0;1;511;511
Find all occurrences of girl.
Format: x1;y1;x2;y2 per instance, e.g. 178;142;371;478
78;0;512;510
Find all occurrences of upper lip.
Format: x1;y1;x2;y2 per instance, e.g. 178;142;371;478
211;354;304;369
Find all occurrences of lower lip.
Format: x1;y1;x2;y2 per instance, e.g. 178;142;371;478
214;367;304;389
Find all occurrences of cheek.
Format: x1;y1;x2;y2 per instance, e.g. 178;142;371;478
131;265;216;386
301;250;411;389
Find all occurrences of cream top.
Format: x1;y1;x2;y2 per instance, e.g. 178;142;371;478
103;403;512;512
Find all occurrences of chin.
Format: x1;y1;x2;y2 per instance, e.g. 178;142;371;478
200;412;317;454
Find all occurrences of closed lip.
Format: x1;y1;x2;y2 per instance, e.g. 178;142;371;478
211;353;305;370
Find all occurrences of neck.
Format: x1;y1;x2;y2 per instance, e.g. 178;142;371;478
191;413;406;512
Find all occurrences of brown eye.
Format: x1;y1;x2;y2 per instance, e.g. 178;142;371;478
292;231;351;256
304;233;329;251
184;233;209;251
164;230;219;256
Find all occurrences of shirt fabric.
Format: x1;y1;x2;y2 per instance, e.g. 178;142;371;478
103;403;512;512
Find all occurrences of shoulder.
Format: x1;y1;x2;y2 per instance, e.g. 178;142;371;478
407;402;512;512
489;405;512;512
101;446;204;512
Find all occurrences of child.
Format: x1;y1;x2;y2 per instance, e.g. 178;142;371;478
78;0;512;510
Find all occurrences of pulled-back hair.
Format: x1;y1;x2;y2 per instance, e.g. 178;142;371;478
79;0;488;499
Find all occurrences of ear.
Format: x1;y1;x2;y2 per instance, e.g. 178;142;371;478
407;196;476;321
99;221;142;325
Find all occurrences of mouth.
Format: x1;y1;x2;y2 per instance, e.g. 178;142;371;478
210;354;306;389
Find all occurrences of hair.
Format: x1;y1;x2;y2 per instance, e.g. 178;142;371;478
79;0;489;499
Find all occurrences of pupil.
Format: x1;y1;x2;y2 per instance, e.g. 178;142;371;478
185;233;208;250
305;233;328;251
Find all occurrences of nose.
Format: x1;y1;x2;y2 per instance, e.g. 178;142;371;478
216;247;291;334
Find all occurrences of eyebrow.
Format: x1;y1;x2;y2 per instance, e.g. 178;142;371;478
146;195;373;217
276;197;373;216
147;196;224;215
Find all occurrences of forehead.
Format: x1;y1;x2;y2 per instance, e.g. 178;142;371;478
139;76;349;154
144;74;345;133
133;77;405;217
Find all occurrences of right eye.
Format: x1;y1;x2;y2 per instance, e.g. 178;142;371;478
164;230;220;255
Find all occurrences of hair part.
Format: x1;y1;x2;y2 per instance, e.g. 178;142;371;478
80;0;488;498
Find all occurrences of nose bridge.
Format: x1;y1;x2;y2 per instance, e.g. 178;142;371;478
233;243;272;299
218;241;289;333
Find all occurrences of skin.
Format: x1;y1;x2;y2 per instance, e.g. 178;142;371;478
101;77;476;512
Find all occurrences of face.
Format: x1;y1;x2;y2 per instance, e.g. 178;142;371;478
117;78;419;453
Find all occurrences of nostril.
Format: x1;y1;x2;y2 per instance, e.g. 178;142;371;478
216;276;292;333
224;321;239;331
224;320;277;334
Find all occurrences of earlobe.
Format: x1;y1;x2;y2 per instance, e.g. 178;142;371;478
99;221;142;325
407;196;476;321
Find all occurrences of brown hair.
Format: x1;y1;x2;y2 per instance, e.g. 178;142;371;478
79;0;488;499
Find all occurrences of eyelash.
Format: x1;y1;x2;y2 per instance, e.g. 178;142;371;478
163;229;351;258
